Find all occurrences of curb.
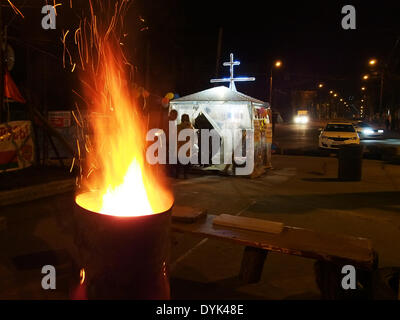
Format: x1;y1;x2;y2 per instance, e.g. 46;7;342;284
364;145;400;162
0;178;76;207
279;145;400;162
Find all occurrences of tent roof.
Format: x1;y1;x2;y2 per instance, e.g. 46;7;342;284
172;86;268;106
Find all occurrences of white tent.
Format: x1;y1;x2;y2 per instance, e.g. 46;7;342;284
170;86;269;135
170;85;271;171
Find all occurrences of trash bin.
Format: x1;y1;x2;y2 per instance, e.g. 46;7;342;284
337;144;363;181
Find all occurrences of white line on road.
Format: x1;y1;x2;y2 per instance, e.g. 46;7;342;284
170;200;257;271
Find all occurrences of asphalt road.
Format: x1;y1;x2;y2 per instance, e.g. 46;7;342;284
2;155;400;299
274;122;400;156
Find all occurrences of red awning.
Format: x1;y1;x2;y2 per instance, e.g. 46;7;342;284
4;70;26;104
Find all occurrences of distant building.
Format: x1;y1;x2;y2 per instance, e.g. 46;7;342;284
291;90;317;120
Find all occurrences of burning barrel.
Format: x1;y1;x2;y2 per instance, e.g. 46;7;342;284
67;0;174;299
74;191;172;300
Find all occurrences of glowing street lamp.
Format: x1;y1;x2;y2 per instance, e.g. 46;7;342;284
363;74;369;80
269;60;283;107
361;86;366;91
333;93;338;97
329;90;334;94
318;83;324;88
367;58;384;112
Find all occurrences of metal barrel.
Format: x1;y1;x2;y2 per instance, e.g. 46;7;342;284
73;192;172;299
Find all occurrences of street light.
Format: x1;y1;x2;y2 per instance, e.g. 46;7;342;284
269;60;282;107
333;93;338;97
361;86;366;91
318;83;324;88
329;90;333;94
368;58;384;113
363;74;369;80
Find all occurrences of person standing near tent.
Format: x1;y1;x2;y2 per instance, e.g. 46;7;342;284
165;109;178;177
194;113;214;166
177;114;194;179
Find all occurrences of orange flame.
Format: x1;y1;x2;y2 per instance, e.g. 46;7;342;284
75;1;173;217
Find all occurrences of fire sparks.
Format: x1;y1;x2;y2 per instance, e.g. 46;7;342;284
7;0;24;18
74;0;173;217
79;268;85;285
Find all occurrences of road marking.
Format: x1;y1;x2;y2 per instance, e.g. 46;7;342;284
319;208;394;224
170;238;208;271
170;200;256;271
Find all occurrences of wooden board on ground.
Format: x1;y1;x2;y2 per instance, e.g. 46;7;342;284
172;206;207;223
172;214;375;270
213;214;283;234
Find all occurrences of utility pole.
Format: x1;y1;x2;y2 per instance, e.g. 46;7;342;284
268;60;282;108
269;66;273;107
379;72;384;114
214;27;223;79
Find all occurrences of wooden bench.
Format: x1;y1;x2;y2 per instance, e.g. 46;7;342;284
171;207;378;299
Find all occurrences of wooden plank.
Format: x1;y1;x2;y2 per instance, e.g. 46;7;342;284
172;206;207;223
213;214;283;234
171;215;375;270
0;178;75;207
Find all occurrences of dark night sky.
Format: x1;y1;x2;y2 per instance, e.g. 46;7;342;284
4;0;400;115
137;0;400;102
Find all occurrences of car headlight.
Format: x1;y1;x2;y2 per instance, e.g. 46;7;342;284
301;116;309;124
378;129;384;133
363;129;374;135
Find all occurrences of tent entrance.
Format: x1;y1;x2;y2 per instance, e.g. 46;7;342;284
194;113;221;167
